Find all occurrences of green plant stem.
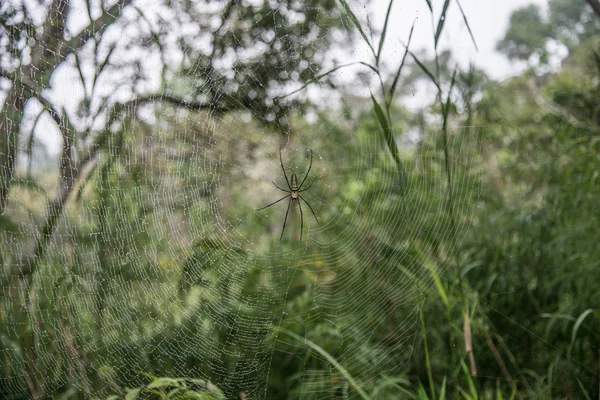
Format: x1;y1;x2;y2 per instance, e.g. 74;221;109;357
278;328;372;400
419;302;436;399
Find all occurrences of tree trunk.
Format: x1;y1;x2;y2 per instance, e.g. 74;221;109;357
0;86;26;215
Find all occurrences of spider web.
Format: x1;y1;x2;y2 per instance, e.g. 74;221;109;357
0;0;484;398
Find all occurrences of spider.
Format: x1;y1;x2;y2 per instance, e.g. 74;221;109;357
257;148;319;241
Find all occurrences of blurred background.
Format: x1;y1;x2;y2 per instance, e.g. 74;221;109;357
0;0;599;398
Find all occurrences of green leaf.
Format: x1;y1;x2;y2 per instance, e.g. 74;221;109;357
338;0;376;57
576;378;592;400
277;62;359;100
443;67;458;122
388;22;415;108
416;382;429;399
125;388;141;400
569;309;595;354
370;93;407;193
461;362;478;400
456;0;478;51
359;61;380;75
410;52;441;92
439;376;447;400
376;0;395;65
147;377;181;389
415;244;449;307
424;0;432;13
278;328;372;400
435;0;451;49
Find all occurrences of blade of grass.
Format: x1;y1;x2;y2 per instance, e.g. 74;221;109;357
338;0;376;58
495;380;504;400
442;67;457;202
461;362;479;400
376;0;395;66
569;309;595;355
410;51;441;92
456;0;478;51
423;0;432;13
414;245;449;307
416;382;429;399
360;61;380;74
439;376;447;400
443;67;458;121
388;21;415;109
419;303;436;399
278;328;372;400
370;93;407;194
277;62;359;100
576;378;592;400
434;0;451;49
277;61;379;101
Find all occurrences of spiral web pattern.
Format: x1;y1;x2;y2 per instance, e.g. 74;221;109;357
0;0;483;398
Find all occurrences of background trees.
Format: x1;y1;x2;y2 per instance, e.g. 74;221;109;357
497;0;600;65
0;0;599;398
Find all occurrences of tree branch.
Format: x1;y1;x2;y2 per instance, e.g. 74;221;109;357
137;94;230;113
15;106;122;280
64;0;134;59
0;69;63;127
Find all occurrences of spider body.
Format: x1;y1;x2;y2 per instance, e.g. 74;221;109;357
257;149;319;241
290;174;299;199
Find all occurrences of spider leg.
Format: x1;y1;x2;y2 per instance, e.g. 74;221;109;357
272;181;290;193
280;198;292;241
256;194;290;211
298;149;313;190
299;195;319;224
279;148;292;190
298;198;304;241
298;178;315;193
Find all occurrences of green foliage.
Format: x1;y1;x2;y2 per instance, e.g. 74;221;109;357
496;4;552;63
1;1;599;399
549;0;600;48
105;375;225;399
497;0;600;64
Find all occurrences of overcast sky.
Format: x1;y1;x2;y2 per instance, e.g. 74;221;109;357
369;0;546;80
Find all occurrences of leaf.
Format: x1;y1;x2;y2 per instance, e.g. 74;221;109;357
461;362;478;400
570;309;595;353
125;388;141;400
410;52;441;92
456;0;478;51
370;93;407;193
278;328;372;400
415;245;449;308
359;61;380;75
439;376;447;400
277;62;359;100
576;378;592;400
435;0;451;49
424;0;432;13
443;67;458;122
376;0;395;65
388;22;415;108
495;380;504;400
338;0;376;57
147;377;181;389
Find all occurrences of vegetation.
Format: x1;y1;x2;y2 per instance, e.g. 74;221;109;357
0;0;599;399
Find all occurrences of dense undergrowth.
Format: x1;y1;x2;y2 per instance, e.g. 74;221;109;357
1;0;599;399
